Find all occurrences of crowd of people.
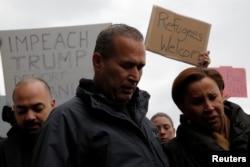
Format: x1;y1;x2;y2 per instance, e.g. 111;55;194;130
0;23;249;167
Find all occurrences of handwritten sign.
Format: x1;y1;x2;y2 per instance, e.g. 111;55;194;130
145;5;211;66
0;23;111;105
212;66;247;97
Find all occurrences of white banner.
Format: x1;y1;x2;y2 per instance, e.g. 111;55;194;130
0;23;111;105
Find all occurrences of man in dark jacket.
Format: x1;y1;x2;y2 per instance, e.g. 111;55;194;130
31;24;170;167
0;78;56;167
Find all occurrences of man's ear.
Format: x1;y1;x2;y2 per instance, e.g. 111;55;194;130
93;52;102;70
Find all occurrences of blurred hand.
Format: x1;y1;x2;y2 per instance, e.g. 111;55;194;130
198;51;210;68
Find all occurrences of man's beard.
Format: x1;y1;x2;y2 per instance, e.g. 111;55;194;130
23;120;42;135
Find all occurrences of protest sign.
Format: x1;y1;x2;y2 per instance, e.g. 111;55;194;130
0;23;111;105
213;66;247;97
145;5;211;66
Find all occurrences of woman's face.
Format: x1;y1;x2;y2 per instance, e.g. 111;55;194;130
179;77;225;132
151;116;175;143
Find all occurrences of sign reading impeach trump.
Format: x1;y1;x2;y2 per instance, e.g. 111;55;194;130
145;5;211;66
0;23;111;105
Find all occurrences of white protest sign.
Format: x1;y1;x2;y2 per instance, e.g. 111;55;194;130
0;23;111;105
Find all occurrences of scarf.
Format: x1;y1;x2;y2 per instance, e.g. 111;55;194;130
211;114;230;150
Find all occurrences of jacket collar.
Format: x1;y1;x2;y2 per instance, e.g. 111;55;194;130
76;78;150;122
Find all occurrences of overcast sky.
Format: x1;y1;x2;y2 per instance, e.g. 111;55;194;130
0;0;249;129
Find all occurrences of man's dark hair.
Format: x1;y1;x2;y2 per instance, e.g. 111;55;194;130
94;24;144;59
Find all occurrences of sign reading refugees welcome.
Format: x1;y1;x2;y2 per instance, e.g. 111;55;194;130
145;5;211;66
0;23;111;105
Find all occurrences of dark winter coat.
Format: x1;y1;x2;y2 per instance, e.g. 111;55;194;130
0;126;35;167
163;100;250;167
32;79;170;167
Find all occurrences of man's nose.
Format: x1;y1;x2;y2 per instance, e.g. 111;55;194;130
25;110;36;120
128;67;141;82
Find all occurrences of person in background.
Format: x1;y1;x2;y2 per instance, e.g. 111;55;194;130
150;50;210;144
2;105;16;126
151;112;175;143
163;67;250;167
31;24;170;167
0;77;56;167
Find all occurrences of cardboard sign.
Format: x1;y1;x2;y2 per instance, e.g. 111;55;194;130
0;23;111;105
145;5;211;66
212;66;247;97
